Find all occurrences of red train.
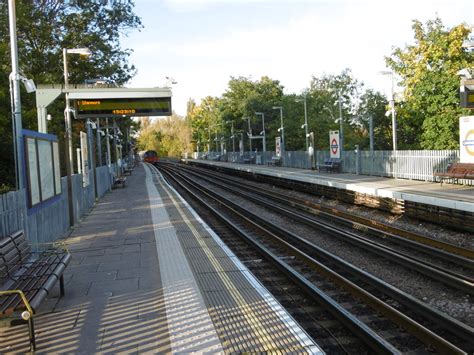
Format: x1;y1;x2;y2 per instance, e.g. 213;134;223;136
143;150;159;164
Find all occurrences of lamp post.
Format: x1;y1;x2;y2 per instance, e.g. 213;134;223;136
296;95;308;151
226;120;235;153
380;70;397;151
272;106;284;153
337;90;344;156
243;117;252;152
8;0;24;190
207;126;211;154
63;47;91;173
63;47;90;227
255;112;266;152
96;118;102;166
307;132;315;169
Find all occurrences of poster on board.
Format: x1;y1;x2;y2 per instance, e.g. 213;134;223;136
329;130;340;158
460;116;474;163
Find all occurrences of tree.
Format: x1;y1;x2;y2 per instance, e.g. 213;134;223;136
385;18;473;149
0;1;141;189
308;69;363;151
220;76;284;151
137;114;193;158
354;89;390;150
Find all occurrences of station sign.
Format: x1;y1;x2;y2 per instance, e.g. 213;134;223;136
75;97;172;118
460;116;474;163
329;130;340;158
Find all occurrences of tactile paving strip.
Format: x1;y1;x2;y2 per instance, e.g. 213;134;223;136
151;166;323;354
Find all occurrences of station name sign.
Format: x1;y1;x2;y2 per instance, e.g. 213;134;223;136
75;97;172;118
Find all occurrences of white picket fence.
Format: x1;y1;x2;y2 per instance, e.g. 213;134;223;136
197;149;468;185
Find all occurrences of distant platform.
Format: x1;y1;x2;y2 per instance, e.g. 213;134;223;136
186;159;474;214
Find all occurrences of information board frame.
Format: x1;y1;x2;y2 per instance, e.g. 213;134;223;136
23;129;62;211
75;97;172;118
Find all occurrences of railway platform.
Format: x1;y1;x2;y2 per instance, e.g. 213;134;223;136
187;159;474;212
0;163;322;353
187;159;474;231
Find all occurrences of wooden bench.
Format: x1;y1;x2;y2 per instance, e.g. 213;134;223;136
0;231;71;350
124;166;133;176
267;156;281;167
318;158;342;173
434;163;474;185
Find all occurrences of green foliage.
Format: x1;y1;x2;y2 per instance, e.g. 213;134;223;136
0;0;141;189
182;70;388;154
136;114;192;157
385;18;473;149
185;76;285;152
355;89;390;150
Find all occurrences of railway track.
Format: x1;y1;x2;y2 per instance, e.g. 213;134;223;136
186;160;474;234
168;163;473;292
182;162;474;261
153;162;474;354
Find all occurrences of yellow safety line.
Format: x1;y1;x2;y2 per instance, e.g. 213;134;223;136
155;171;283;351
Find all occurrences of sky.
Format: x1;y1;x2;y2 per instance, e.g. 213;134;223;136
120;0;474;117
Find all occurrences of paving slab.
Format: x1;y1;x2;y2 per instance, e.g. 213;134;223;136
0;165;171;353
1;163;323;353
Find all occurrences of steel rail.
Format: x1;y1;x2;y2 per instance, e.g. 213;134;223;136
155;165;400;354
172;163;474;293
183;162;474;262
182;163;473;267
163;163;474;344
185;160;474;260
157;164;470;354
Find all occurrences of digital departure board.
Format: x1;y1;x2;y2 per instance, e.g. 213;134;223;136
75;97;172;118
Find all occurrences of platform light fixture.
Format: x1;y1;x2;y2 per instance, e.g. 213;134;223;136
296;95;309;151
272;106;284;153
63;46;91;227
379;70;397;151
255;112;266;152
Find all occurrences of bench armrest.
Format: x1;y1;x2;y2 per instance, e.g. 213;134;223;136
0;289;34;317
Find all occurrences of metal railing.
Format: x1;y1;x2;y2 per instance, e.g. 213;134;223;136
193;149;468;185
